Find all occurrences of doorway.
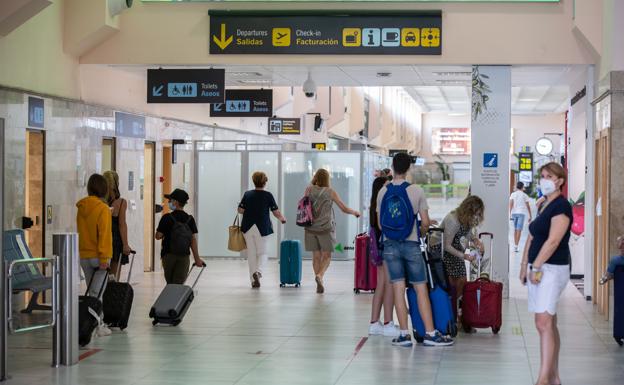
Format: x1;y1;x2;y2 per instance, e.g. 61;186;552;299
24;130;45;260
162;145;172;213
102;137;116;172
593;131;610;316
143;142;156;272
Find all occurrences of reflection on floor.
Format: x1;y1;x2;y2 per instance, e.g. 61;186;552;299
4;198;619;385
5;257;621;385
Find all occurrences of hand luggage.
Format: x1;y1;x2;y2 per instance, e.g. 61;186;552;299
149;264;206;326
354;232;377;294
279;240;302;287
614;265;624;346
461;232;503;334
103;251;135;330
407;229;457;343
79;268;109;347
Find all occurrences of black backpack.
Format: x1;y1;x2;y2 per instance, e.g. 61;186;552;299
169;214;193;255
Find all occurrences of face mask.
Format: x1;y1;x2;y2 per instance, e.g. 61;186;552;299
168;201;176;211
539;178;557;195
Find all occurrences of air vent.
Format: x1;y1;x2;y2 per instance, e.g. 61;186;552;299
433;71;471;77
228;72;264;77
376;72;392;78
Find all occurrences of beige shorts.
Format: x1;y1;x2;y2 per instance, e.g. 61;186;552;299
304;230;335;252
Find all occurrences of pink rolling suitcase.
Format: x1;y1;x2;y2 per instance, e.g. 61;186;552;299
353;232;377;294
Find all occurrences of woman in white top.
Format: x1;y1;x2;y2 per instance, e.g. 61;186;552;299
509;181;533;253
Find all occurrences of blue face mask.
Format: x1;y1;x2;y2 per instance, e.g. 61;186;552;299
168;201;176;211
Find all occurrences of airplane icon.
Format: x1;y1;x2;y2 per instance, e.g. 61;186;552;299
272;28;291;47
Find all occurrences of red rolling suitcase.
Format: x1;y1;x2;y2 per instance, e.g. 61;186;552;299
354;232;377;294
461;232;503;334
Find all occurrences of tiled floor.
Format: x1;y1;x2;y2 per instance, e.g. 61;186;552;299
3;204;623;385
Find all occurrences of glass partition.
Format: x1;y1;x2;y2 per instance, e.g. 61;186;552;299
247;152;280;259
281;152;361;260
197;151;242;257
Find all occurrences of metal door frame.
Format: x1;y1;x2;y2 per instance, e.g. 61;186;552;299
1;117;7;380
193;140;376;260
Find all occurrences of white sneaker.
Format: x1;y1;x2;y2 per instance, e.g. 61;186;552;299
514;246;519;252
96;324;112;337
368;321;384;335
383;321;400;337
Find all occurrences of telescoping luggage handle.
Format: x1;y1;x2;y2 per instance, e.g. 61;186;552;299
85;267;110;298
478;232;494;279
420;227;444;290
116;250;136;283
185;261;207;290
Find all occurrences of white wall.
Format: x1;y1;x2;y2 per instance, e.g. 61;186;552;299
512;114;565;155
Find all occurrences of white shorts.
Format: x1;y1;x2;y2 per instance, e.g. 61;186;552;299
527;263;569;315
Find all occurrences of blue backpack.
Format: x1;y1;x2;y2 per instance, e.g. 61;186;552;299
380;182;416;241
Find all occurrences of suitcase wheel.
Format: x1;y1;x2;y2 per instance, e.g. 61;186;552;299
492;326;500;334
152;320;158;326
295;283;300;288
615;337;623;346
449;322;458;338
172;320;181;327
354;289;360;294
280;283;285;288
413;332;424;344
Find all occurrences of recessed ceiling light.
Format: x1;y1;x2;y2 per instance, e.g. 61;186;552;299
238;79;271;84
228;72;264;77
433;71;471;77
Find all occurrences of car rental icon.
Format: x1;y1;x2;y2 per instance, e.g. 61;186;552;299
405;31;417;43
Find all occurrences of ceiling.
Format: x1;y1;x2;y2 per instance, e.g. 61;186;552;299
110;64;587;115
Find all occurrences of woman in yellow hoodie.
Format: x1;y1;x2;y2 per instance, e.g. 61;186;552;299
76;174;113;336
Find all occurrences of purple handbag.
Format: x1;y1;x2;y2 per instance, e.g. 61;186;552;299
369;227;384;266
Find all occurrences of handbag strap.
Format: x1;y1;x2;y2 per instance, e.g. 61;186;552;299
232;214;240;227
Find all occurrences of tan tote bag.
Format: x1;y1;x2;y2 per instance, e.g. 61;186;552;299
228;214;247;252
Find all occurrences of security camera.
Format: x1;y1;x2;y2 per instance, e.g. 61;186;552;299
108;0;133;17
303;73;316;98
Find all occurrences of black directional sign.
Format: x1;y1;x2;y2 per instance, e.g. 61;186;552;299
268;118;301;135
210;89;273;117
147;68;225;103
209;11;442;55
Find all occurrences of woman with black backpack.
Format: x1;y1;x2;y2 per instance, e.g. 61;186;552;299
155;189;204;284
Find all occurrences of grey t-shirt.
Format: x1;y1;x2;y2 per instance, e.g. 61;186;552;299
376;179;429;241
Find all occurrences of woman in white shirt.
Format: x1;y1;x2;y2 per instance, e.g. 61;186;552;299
509;182;533;253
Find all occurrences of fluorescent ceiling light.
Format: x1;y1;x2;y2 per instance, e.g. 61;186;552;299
229;72;264;77
517;98;540;102
238;79;271;84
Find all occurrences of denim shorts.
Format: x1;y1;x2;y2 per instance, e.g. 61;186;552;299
382;240;427;285
511;213;525;231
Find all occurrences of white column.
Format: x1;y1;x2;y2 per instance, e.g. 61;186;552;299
471;65;511;298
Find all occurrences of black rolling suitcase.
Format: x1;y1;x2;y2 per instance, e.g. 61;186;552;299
103;252;136;330
149;264;206;326
79;268;108;347
614;266;624;346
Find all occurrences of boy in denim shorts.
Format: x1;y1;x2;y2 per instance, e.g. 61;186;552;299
377;153;454;347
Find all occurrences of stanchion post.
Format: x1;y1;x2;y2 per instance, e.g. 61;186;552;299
52;233;80;366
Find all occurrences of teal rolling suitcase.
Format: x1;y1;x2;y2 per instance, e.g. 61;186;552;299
280;240;302;287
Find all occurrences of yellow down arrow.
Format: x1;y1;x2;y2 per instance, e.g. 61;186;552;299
213;23;233;50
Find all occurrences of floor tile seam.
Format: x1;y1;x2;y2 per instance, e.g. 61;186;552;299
514;298;536;385
572;295;610;349
331;336;371;385
230;327;297;385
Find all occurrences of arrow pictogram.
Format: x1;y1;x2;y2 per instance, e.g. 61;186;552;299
152;85;164;97
213;24;233;50
213;103;223;112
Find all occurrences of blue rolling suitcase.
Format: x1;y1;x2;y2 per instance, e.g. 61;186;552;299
407;229;457;343
280;240;302;287
614;266;624;346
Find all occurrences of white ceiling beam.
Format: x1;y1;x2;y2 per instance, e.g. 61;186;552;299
404;87;431;113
